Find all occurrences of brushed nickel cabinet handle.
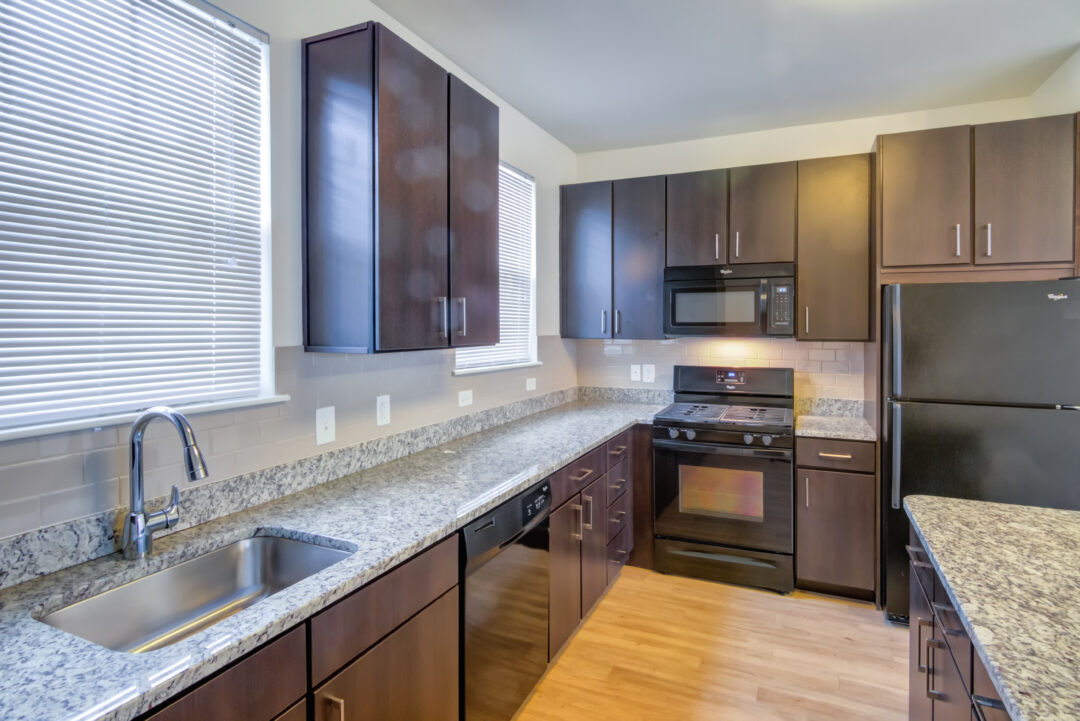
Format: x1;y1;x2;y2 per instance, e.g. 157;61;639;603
973;695;1007;711
955;224;962;257
804;476;810;508
570;503;583;540
817;452;853;460
583;494;594;530
714;233;720;260
615;309;622;335
437;297;448;339
457;297;467;337
986;223;993;257
609;478;628;492
569;468;594;484
735;231;740;258
611;510;627;525
325;694;346;721
805;307;810;335
609;444;627;458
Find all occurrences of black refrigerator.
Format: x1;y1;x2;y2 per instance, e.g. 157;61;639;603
881;279;1080;622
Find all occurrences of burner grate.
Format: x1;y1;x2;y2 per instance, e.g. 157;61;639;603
720;406;791;425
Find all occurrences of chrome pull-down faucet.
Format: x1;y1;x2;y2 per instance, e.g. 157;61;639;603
121;407;208;560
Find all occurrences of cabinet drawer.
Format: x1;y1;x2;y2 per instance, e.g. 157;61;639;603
147;625;306;721
551;445;608;507
797;438;875;473
607;526;633;584
310;535;458;685
605;457;631;507
606;487;633;543
906;529;936;606
933;575;973;695
605;430;632;467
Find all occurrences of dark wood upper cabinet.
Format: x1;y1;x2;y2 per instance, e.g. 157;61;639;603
729;161;796;264
448;75;500;347
549;495;582;660
303;24;498;353
613;176;665;340
974;114;1075;265
666;169;728;266
796;154;871;341
795;468;875;595
374;26;449;351
880;125;972;267
561;181;613;338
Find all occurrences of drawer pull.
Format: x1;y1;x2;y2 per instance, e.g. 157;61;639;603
570;504;583;541
325;694;346;721
904;544;934;569
973;695;1007;711
817;452;853;460
611;510;627;525
609;444;627;458
915;617;932;673
932;601;966;637
609;478;628;492
569;468;594;484
583;494;594;530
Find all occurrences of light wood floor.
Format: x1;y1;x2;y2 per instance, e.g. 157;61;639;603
517;566;908;721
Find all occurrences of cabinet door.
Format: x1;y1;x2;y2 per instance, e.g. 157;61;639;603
881;125;972;267
666;169;728;266
796;154;871;341
613;175;665;340
580;476;609;616
930;621;973;721
549;496;582;660
449;75;500;347
729;161;796;264
313;589;458;721
909;570;934;721
974;114;1075;265
374;25;449;351
972;651;1010;721
796;469;874;593
561;182;612;338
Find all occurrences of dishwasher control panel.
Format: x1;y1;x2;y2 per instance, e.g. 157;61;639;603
521;482;551;524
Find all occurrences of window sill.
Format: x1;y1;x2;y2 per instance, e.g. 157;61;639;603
0;394;291;443
452;360;543;377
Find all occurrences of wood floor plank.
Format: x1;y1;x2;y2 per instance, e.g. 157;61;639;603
517;567;907;721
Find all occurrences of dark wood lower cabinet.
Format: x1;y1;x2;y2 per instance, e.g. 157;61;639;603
275;700;307;721
549;495;582;660
313;590;458;721
909;570;934;721
580;476;609;615
795;468;875;596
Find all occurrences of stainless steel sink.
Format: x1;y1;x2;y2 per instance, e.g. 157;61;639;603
41;536;352;653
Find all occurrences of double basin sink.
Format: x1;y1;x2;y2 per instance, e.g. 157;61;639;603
41;536;352;653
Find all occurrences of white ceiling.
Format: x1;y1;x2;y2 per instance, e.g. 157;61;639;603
371;0;1080;152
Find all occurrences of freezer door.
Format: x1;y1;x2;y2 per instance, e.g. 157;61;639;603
882;400;1080;619
886;279;1080;405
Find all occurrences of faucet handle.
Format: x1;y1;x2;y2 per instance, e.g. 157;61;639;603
148;485;181;532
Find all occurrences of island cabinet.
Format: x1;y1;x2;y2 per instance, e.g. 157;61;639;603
302;23;499;353
560;178;665;339
796;154;872;341
729;160;796;264
795;438;876;600
666;169;728;266
549;429;638;660
906;533;1013;721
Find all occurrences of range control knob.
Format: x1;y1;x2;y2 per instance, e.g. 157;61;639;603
668;427;680;439
761;435;773;446
685;429;697;441
743;434;754;445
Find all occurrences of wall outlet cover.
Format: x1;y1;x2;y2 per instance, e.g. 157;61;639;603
315;406;335;446
526;377;537;391
630;364;642;382
458;389;473;407
376;395;391;426
643;364;656;383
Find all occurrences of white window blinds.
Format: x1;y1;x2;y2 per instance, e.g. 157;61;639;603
455;163;537;372
0;0;271;435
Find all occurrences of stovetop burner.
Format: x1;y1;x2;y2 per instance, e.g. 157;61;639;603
720;406;791;426
653;402;793;430
656;403;730;424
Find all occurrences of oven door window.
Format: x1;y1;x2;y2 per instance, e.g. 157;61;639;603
678;465;764;522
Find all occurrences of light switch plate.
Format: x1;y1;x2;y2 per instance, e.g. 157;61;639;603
643;364;656;383
630;364;642;382
376;395;391;426
458;389;473;407
315;406;335;445
526;377;537;391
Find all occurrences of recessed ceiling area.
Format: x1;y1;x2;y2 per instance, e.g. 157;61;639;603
371;0;1080;152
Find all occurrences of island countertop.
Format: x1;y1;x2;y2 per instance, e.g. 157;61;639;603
905;495;1080;721
0;399;662;721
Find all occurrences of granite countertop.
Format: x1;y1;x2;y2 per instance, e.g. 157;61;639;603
905;496;1080;721
0;399;662;721
795;415;877;442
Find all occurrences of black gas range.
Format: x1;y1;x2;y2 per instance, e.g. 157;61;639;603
652;366;795;593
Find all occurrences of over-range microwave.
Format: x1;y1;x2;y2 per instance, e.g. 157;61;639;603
662;263;795;337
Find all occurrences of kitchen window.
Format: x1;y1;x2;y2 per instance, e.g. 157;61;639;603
0;0;275;440
454;163;537;373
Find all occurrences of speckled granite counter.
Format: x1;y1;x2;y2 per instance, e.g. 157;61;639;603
0;399;662;721
795;415;877;441
905;496;1080;721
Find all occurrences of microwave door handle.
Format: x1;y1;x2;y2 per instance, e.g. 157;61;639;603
652;439;792;460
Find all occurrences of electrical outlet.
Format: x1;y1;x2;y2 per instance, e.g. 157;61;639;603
526;377;537;391
643;364;656;383
630;364;641;382
376;395;391;426
458;389;473;407
315;406;335;445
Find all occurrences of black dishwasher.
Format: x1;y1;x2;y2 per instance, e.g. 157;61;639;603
462;480;551;721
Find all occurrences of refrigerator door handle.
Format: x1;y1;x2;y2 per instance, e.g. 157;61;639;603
890;285;902;398
890;402;903;509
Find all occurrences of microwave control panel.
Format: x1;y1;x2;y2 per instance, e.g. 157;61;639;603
767;282;794;333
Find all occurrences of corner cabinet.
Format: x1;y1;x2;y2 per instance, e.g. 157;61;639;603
796;154;871;341
302;23;499;353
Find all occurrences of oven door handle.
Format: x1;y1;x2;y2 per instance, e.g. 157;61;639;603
652;439;792;460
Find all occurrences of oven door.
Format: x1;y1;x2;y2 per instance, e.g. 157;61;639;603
653;439;793;554
663;277;767;337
